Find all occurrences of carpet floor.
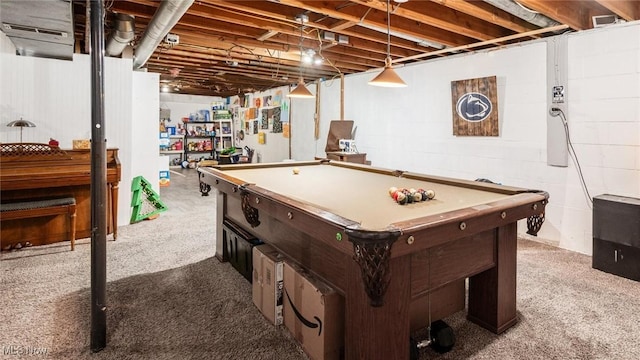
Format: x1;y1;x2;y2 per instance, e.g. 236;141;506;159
1;168;638;360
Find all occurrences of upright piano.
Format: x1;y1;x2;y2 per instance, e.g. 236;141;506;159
0;143;121;249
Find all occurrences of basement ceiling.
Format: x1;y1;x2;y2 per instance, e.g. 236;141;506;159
4;1;639;97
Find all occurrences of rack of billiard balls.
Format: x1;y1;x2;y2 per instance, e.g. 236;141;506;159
389;187;435;205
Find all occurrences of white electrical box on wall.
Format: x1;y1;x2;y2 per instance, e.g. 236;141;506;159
546;37;569;167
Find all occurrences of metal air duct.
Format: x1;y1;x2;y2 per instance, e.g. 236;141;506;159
483;0;559;28
106;13;135;57
132;0;194;69
0;0;74;60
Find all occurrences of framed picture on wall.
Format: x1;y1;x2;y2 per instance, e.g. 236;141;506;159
451;76;499;136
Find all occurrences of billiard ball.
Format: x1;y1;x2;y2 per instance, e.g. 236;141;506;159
293;167;300;175
426;189;435;199
389;187;398;196
397;192;408;205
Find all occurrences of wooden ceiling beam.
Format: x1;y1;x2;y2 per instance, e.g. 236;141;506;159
516;0;594;30
271;0;474;47
349;0;513;41
429;0;539;34
594;0;640;21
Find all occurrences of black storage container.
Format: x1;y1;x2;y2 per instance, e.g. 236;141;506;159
592;194;640;281
223;218;263;282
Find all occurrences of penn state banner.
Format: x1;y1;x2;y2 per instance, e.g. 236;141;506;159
451;76;499;136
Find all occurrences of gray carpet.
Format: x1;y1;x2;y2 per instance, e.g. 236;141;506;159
1;169;639;360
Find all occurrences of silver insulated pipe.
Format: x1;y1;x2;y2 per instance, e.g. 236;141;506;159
132;0;194;69
105;13;135;57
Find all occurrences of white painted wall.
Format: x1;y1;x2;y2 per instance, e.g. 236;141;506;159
291;21;640;256
132;71;161;196
0;31;159;227
290;82;320;160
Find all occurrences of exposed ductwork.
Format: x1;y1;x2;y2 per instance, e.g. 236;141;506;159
132;0;194;69
106;13;135;57
0;0;74;60
483;0;559;28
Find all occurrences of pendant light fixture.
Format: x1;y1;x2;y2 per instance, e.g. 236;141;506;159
288;14;315;99
368;0;407;87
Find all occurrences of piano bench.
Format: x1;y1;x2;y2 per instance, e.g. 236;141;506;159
0;197;77;251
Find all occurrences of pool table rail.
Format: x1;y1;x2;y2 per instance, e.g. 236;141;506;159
389;191;548;257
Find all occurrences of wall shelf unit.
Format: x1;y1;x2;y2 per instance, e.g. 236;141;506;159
160;134;185;168
184;126;215;161
212;109;234;152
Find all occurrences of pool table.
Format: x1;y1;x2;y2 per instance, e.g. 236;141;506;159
198;160;548;360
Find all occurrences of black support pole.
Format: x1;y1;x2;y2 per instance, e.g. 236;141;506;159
90;0;107;352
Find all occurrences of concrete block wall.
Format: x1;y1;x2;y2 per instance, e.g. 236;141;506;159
292;21;640;255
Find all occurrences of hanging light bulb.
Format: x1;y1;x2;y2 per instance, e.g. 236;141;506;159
288;14;315;99
369;0;407;87
302;49;314;64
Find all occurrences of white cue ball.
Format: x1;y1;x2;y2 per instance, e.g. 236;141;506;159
293;167;300;175
426;189;435;199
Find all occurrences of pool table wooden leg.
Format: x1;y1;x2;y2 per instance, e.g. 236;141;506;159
467;222;518;334
344;255;411;360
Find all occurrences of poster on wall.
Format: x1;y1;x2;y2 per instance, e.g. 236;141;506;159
451;76;499;136
280;101;289;123
261;109;270;130
247;107;257;120
273;90;283;106
272;107;282;133
283;123;290;138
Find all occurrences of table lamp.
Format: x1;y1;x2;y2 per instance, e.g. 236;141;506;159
6;118;36;143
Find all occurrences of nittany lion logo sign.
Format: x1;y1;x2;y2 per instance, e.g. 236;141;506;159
455;92;492;122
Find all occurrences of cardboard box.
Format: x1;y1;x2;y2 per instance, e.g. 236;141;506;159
252;244;284;325
72;139;90;149
159;170;170;187
284;261;344;360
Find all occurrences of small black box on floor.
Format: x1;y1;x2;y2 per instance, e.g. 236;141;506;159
223;219;263;282
592;194;640;281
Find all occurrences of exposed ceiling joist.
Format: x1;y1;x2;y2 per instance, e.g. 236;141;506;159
3;0;635;97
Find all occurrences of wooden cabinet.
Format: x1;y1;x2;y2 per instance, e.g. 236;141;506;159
326;151;367;164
